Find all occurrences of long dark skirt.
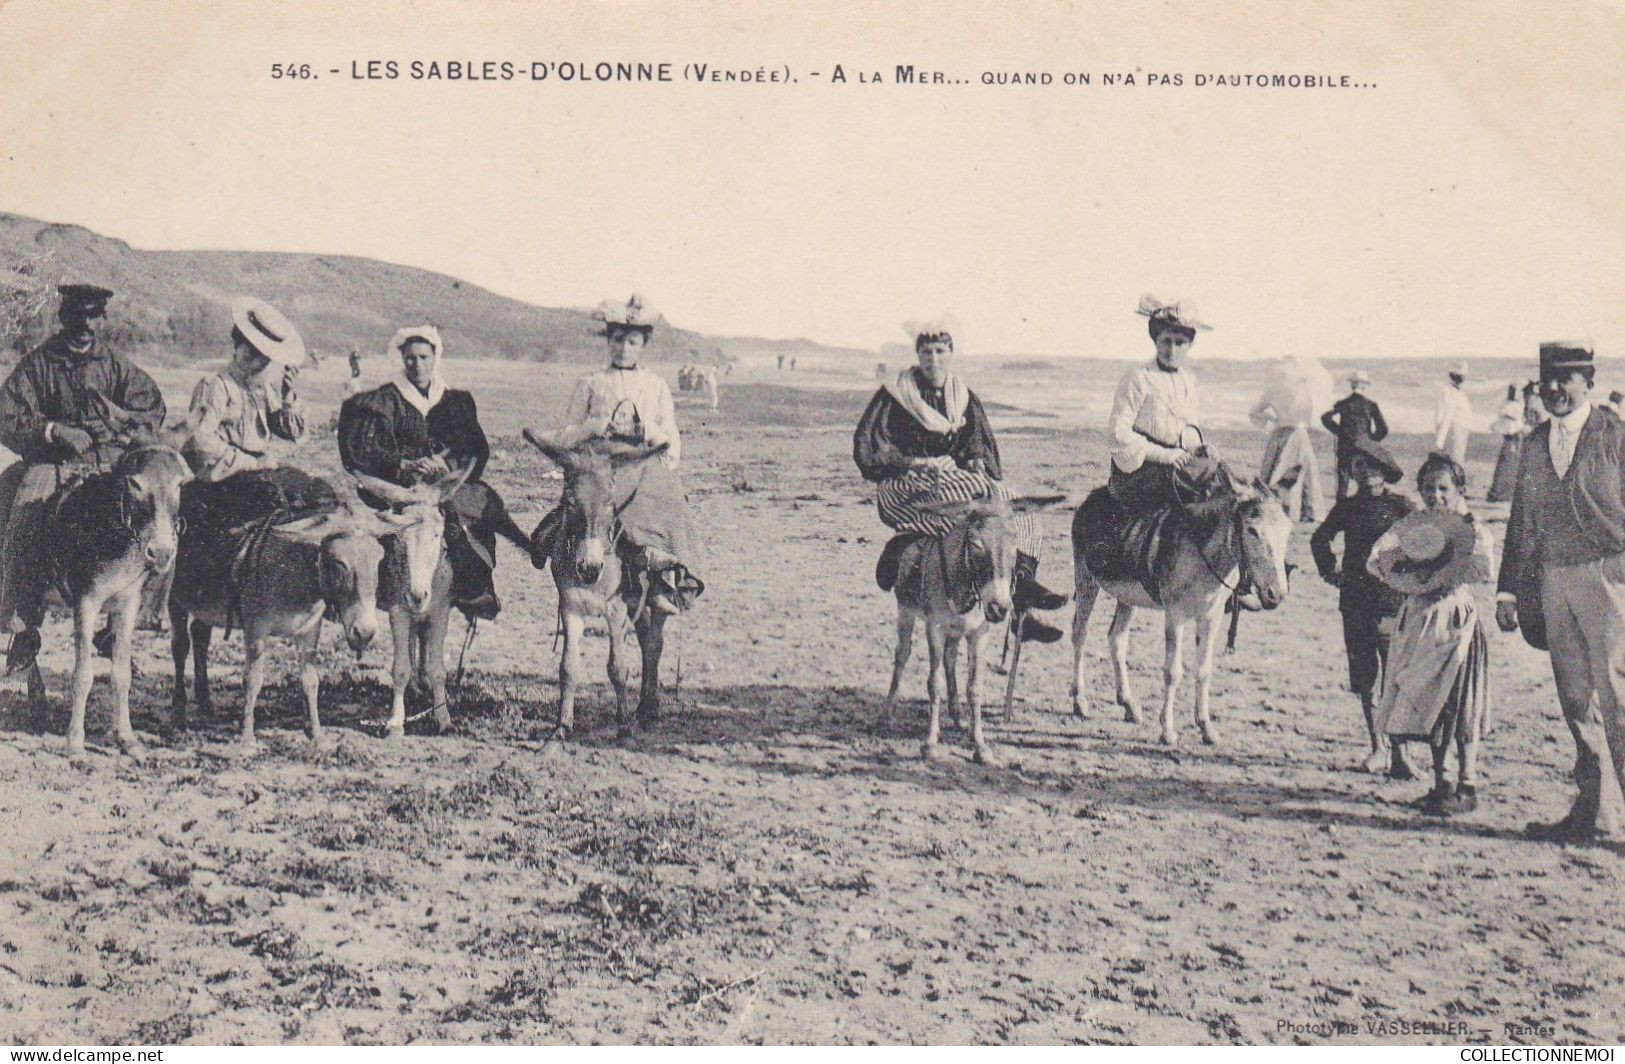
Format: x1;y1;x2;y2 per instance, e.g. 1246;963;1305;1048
1487;435;1522;502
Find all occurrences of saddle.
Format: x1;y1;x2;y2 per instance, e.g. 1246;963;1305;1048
1073;487;1236;606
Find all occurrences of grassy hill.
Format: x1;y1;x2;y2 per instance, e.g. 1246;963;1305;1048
0;212;861;369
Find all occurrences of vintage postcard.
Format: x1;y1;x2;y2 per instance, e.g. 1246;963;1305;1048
0;0;1621;1048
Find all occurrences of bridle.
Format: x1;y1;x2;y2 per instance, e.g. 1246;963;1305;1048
1195;501;1249;594
940;521;997;616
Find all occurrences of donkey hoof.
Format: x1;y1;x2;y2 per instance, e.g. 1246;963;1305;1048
117;735;147;761
1199;724;1219;746
384;725;405;742
1071;698;1089;720
973;745;998;767
1122;705;1142;725
64;736;87;759
921;739;940;761
1159;730;1179;747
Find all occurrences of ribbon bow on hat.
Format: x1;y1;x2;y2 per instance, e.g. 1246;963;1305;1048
903;314;963;348
1135;295;1212;332
594;294;660;329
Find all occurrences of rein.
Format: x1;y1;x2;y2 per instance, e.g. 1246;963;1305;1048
1194;503;1247;594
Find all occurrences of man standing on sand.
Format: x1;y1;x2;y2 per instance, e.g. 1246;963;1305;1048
1498;342;1625;843
1321;369;1389;500
1434;360;1474;465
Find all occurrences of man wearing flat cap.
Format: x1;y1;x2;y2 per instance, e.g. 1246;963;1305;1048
0;284;165;672
339;325;529;621
1498;342;1625;843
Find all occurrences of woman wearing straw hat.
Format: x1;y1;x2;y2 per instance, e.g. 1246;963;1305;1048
1367;454;1496;816
185;297;311;482
1433;361;1474;466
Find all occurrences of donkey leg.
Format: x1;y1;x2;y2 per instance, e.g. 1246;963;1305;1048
969;629;996;766
1108;603;1141;723
190;620;214;717
1069;572;1101;718
922;621;946;760
636;611;666;727
65;599;98;756
1159;617;1187;747
424;613;453;735
1194;605;1225;745
386;608;412;740
169;600;190;727
943;633;962;730
240;632;268;752
109;591;144;758
299;622;323;746
606;609;635;739
885;609;915;719
557;607;586;736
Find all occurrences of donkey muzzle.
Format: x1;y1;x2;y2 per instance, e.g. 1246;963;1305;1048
985;600;1009;624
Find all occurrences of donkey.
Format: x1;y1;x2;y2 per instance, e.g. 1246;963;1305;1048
168;498;415;749
28;431;193;757
522;429;671;740
1069;475;1295;747
350;466;474;740
883;497;1021;765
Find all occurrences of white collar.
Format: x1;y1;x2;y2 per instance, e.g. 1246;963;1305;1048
1553;401;1591;435
391;374;446;417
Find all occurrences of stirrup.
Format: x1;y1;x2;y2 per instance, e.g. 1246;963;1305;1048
5;627;41;674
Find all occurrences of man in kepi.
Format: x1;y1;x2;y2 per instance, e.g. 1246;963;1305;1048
0;284;166;672
1498;341;1625;843
339;325;530;621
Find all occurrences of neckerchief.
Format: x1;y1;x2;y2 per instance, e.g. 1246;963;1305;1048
885;367;968;435
391;373;446;417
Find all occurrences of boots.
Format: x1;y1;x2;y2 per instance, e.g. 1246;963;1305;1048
5;625;40;674
875;533;924;591
1012;553;1067;611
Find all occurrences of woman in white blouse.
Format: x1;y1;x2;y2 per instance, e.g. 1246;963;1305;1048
1106;296;1224;512
532;295;702;614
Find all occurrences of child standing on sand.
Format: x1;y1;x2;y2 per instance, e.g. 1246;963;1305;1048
1310;437;1416;776
1366;454;1496;816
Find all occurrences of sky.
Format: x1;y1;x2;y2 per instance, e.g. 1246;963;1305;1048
1;0;1621;361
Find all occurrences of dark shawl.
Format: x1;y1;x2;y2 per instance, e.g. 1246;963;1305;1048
852;370;1001;483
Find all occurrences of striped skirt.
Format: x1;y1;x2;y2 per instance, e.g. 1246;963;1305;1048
875;464;1040;556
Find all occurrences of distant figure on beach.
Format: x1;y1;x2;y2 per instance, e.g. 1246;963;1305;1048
1249;355;1330;523
1606;390;1625;414
790;357;797;371
345;346;363;396
876;361;887;381
1433;361;1473;465
1321;369;1388;500
1488;383;1528;503
777;354;784;371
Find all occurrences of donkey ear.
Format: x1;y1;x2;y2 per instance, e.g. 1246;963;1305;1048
605;440;669;465
434;459;476;502
1008;493;1067;514
522;428;577;469
915;498;977;522
274;512;343;544
351;470;421;507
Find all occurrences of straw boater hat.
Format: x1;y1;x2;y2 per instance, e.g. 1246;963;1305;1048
1447;360;1470;378
1539;341;1593;379
230;296;306;367
1347;369;1373;387
1378;509;1480;596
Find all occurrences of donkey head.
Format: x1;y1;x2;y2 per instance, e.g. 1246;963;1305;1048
1228;473;1297;609
113;437;194;575
524;428;668;586
352;463;474;615
917;496;1019;623
274;502;420;654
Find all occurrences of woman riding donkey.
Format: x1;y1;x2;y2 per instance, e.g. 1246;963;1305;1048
854;318;1067;643
530;295;705;617
340;324;531;622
